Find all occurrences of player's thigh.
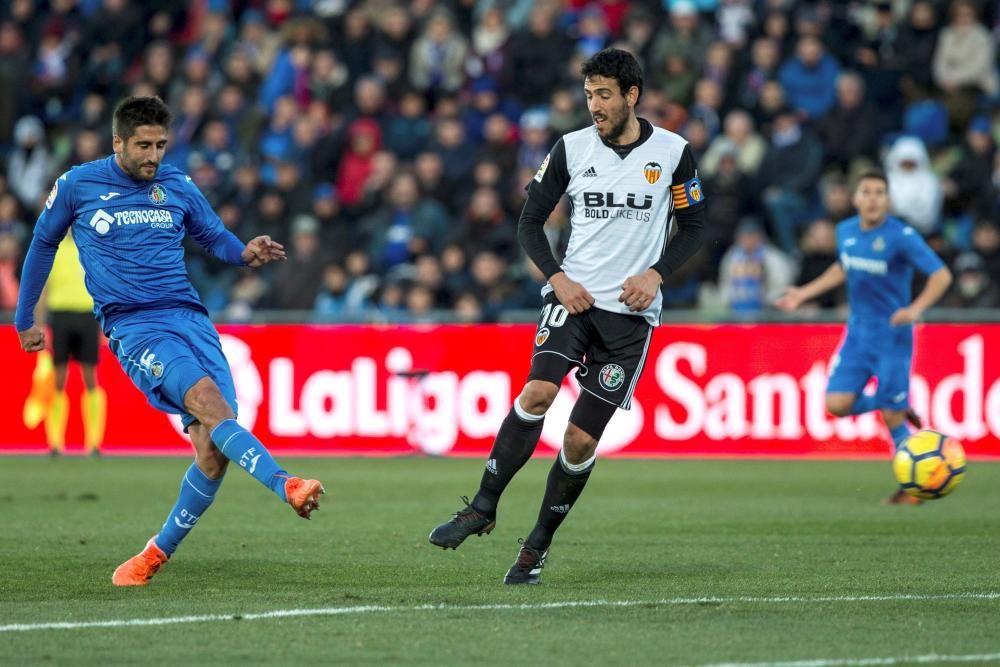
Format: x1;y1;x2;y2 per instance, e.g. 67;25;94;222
826;333;876;397
527;292;592;388
107;312;235;427
174;310;239;430
873;347;912;411
577;309;653;410
48;311;73;365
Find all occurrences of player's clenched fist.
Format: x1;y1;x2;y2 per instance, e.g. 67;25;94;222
241;235;287;267
549;272;595;315
619;268;662;312
18;325;46;353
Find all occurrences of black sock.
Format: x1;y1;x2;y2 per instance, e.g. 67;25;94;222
471;404;544;516
525;451;595;551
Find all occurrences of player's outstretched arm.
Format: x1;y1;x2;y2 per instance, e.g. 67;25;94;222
241;235;287;268
890;266;952;325
775;262;845;311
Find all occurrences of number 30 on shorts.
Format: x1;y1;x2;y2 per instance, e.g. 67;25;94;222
535;303;568;347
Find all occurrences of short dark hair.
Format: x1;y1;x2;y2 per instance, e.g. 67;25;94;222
581;48;643;103
856;171;888;189
113;96;172;141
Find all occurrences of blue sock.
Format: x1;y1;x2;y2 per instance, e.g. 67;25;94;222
211;419;288;501
155;463;223;556
848;394;878;415
889;422;910;450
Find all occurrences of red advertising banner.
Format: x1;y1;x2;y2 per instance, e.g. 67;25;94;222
3;323;999;457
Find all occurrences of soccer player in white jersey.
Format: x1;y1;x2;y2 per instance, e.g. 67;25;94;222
429;49;706;584
777;173;952;504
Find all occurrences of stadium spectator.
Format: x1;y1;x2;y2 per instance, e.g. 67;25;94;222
932;0;998;132
0;231;20;310
702;144;752;276
884;136;943;236
942;116;996;220
718;219;795;313
502;6;573;107
943;252;1000;308
737;37;781;112
363;171;450;273
896;0;941;102
409;9;469;97
778;35;841;121
757;107;824;254
7;116;53;212
794;219;843;310
818;72;881;174
971;221;1000;283
650;1;714;72
700;109;766;178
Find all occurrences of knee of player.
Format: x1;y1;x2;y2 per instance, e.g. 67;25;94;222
183;378;234;427
563;424;598;464
518;381;559;415
880;408;905;428
825;395;852;417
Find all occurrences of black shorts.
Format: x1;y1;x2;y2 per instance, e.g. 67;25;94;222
528;293;653;409
50;311;99;365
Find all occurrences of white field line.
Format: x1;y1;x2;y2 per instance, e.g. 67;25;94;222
695;653;1000;667
1;591;998;634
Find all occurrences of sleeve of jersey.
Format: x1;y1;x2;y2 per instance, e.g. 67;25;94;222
651;145;705;278
14;174;75;331
517;138;570;279
183;178;246;266
899;226;945;274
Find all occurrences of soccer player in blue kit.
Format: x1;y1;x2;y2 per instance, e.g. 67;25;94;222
14;97;326;585
777;172;952;504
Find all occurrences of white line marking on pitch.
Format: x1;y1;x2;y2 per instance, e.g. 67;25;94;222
1;591;997;633
695;653;1000;667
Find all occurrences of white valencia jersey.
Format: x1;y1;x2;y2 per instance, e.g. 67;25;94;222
526;121;701;326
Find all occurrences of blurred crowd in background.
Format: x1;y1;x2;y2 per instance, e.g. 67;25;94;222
1;0;1000;322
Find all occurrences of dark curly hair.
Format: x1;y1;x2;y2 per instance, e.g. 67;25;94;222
580;48;643;104
113;96;173;141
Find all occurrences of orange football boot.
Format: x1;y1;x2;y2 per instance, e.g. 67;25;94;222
112;537;169;586
284;476;326;519
884;489;923;506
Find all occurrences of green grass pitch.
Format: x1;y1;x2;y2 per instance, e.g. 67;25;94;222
1;456;998;666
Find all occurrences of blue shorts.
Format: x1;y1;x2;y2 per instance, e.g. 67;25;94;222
826;329;911;410
107;309;238;430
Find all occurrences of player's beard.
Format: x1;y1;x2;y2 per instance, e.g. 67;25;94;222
596;103;630;143
120;153;159;181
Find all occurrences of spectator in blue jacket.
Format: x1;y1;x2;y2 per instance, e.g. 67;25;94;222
778;35;841;121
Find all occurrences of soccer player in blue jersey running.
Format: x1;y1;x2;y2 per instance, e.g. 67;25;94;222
14;97;326;585
777;172;952;504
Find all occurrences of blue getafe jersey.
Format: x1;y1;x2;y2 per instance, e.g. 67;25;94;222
15;155;245;332
836;215;944;335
